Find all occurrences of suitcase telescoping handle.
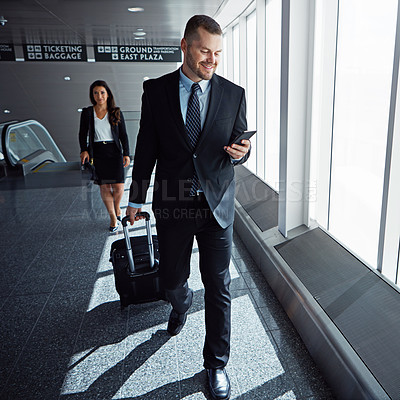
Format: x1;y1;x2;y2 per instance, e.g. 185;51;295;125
121;212;155;274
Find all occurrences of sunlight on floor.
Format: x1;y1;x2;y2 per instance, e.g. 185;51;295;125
60;192;286;399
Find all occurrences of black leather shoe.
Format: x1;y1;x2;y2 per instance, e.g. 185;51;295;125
167;310;187;336
109;225;118;233
207;368;231;400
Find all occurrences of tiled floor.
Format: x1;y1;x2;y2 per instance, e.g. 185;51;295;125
0;166;335;399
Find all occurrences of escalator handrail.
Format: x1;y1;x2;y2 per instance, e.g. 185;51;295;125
1;119;66;167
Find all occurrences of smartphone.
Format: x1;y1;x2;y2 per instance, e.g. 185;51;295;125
230;130;256;146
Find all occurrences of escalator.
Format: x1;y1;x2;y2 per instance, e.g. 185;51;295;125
0;120;90;188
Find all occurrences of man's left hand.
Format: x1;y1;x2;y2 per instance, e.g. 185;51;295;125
224;139;251;160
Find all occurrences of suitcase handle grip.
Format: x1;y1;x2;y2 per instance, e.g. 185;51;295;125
121;211;154;273
121;212;150;227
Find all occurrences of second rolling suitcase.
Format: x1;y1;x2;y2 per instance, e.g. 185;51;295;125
110;212;166;309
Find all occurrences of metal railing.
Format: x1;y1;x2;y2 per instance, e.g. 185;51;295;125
1;120;65;173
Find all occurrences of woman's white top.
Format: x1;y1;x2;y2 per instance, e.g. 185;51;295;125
93;111;114;142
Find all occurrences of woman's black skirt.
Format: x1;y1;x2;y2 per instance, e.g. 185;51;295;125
93;141;124;185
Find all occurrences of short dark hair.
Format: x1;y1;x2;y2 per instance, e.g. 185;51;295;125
184;15;222;44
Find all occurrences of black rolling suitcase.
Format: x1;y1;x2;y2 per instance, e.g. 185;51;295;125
110;212;166;309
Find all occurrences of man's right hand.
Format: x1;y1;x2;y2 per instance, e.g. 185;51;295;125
126;206;144;225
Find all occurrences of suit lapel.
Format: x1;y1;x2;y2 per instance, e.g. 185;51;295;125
165;70;194;150
88;106;95;149
196;74;223;151
166;70;224;152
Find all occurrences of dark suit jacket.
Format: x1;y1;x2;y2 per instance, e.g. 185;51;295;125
78;106;130;159
129;69;249;228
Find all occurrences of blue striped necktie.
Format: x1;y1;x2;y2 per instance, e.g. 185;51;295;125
185;83;201;195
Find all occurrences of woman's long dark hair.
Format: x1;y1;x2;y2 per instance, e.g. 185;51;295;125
89;80;121;125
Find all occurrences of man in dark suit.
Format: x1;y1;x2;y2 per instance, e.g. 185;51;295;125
126;15;250;400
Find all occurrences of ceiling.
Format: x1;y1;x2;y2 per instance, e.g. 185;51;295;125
0;0;227;160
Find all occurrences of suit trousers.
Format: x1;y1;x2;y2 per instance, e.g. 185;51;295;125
155;194;233;369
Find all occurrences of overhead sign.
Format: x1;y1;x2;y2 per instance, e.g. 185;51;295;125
94;45;181;62
0;44;15;61
23;44;87;61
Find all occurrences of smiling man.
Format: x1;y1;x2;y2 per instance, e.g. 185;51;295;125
126;15;250;400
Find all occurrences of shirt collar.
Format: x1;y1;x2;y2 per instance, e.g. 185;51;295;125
179;68;210;93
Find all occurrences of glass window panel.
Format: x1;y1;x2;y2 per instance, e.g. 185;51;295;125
329;0;397;267
246;10;257;173
223;34;228;77
265;0;282;191
8;126;45;163
233;24;240;85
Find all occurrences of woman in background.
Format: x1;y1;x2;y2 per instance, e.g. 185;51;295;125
79;80;130;232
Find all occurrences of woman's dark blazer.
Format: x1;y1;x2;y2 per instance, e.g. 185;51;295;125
78;106;130;159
